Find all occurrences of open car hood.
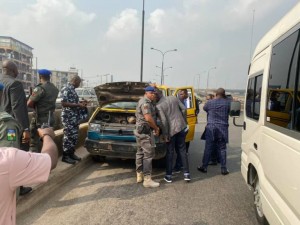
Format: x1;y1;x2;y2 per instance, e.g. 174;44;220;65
94;82;150;107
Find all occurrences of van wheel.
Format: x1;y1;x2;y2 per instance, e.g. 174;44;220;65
253;177;269;225
92;155;106;162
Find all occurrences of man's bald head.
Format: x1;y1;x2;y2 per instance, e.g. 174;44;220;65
70;75;82;88
215;88;226;98
2;60;18;78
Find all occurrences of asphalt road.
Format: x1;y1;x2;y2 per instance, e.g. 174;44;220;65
18;112;259;225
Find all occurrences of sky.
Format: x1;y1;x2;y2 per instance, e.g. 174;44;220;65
0;0;299;89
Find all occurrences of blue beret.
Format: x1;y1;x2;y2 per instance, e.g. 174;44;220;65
38;69;52;76
145;86;155;92
0;82;4;91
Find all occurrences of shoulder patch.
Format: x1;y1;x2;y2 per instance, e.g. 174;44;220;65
7;129;16;141
143;103;149;110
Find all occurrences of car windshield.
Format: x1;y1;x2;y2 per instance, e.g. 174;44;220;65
102;101;137;110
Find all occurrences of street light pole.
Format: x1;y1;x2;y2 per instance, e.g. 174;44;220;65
140;0;145;82
151;47;177;85
206;66;217;93
194;70;206;94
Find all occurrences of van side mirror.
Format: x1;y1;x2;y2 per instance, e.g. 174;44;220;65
230;101;241;117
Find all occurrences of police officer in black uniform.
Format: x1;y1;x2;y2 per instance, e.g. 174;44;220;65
27;69;59;152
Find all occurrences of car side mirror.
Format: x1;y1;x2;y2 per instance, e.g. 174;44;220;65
230;101;241;117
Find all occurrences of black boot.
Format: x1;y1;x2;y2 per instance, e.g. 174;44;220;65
62;152;76;164
70;153;81;161
20;186;32;196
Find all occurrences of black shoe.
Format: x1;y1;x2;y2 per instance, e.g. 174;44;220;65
70;153;81;161
197;166;207;173
20;186;32;196
208;161;218;166
221;169;229;175
62;156;76;164
183;173;191;182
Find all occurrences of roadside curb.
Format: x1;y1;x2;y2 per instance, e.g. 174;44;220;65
16;146;92;217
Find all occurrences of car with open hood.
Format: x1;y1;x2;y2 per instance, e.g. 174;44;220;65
84;81;167;160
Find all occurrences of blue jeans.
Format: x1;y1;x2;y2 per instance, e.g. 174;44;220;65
174;142;190;169
166;129;190;176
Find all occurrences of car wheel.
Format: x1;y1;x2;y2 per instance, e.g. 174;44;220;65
91;155;106;163
253;177;269;225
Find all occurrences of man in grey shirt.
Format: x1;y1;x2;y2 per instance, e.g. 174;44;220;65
156;89;191;182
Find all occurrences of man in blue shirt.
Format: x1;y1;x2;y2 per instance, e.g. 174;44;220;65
197;88;230;175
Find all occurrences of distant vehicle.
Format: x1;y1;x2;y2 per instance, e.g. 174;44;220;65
56;87;98;108
231;3;300;225
75;87;98;103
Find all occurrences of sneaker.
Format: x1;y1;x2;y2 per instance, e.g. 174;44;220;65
164;176;172;183
183;173;191;182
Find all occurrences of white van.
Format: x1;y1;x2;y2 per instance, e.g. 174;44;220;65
231;3;300;225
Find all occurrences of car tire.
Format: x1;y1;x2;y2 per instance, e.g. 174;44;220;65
253;177;269;225
91;155;106;163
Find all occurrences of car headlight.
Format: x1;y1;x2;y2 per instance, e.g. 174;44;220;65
89;123;101;132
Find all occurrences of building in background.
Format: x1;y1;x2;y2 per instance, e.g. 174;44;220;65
0;36;34;91
0;36;80;92
33;68;79;91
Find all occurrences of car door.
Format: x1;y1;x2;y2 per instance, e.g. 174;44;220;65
173;86;197;142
